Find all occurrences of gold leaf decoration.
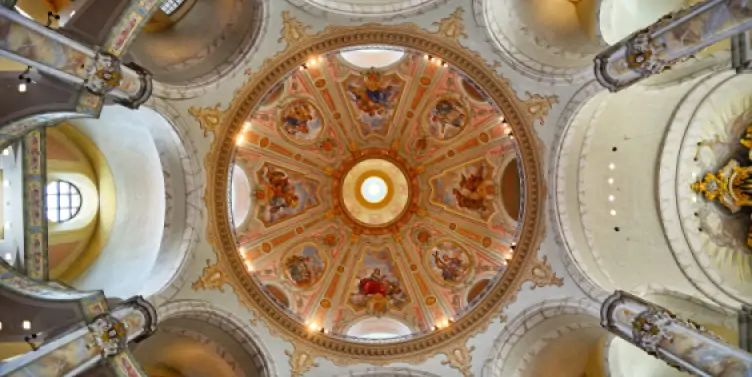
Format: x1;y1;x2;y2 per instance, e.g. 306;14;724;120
433;8;468;42
279;10;311;47
521;91;559;126
188;103;225;137
286;346;319;377
191;259;227;293
526;255;564;290
441;343;475;377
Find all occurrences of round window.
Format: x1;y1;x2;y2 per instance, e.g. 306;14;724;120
46;180;82;223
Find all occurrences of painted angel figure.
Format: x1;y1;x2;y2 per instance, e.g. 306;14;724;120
452;164;487;212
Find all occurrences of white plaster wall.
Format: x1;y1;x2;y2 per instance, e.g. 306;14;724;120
0;145;23;265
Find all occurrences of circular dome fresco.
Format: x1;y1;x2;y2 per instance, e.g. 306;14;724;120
229;47;524;340
209;30;544;361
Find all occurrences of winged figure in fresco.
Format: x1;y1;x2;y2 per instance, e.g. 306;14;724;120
432;99;467;137
347;68;400;117
285;255;313;285
263;167;300;214
433;251;465;282
282;102;313;136
452;164;487;211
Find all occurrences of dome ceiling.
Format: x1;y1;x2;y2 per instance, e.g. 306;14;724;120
229;48;523;339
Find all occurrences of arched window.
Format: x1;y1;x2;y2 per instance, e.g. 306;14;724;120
46;180;82;223
159;0;186;15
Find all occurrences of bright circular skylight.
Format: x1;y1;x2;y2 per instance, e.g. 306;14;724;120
361;176;388;204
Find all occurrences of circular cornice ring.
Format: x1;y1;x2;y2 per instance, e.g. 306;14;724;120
205;24;545;364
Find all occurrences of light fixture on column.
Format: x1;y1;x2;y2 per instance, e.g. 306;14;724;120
46;11;60;29
17;66;32;93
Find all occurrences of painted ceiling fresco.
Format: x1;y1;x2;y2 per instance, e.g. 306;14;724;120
230;48;522;340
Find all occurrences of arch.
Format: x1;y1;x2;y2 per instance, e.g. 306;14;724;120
231;163;252;229
285;0;445;17
473;0;605;84
339;48;406;69
345;317;413;340
66;102;200;301
153;300;278;377
331;368;443;377
599;0;685;45
548;80;610;303
129;0;268;99
552;68;752;309
482;298;605;377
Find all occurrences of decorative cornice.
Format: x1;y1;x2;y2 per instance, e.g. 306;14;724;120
201;9;547;365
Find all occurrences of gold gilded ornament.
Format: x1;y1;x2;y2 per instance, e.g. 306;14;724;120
433;8;468;42
521;91;558;126
525;255;564;290
191;259;227;293
188;103;225;137
441;343;475;377
279;11;311;47
286;346;319;377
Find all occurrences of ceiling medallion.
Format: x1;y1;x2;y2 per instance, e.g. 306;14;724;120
204;18;546;365
333;149;418;235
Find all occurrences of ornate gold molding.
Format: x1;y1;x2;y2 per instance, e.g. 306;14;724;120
192;259;228;293
188;103;226;137
525;255;564;290
286;346;319;377
280;10;312;46
521;92;559;126
433;8;467;42
202;9;547;365
441;343;475;377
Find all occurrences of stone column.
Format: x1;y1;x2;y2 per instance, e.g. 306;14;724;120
595;0;752;91
602;290;752;376
0;296;156;377
0;6;153;113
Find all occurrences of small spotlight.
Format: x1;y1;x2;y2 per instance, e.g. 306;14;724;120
22;320;31;330
18;83;27;93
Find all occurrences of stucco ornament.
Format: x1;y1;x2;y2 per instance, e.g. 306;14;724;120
191;259;227;293
88;314;128;357
433;8;467;42
441;343;475;377
286;346;319;377
631;308;674;354
521;92;559;126
188;103;226;137
84;52;123;95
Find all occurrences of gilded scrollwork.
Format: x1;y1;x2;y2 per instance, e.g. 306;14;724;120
525;255;564;290
441;343;475;377
188;103;226;137
286;346;319;377
191;259;227;293
521;92;559;126
433;8;468;42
